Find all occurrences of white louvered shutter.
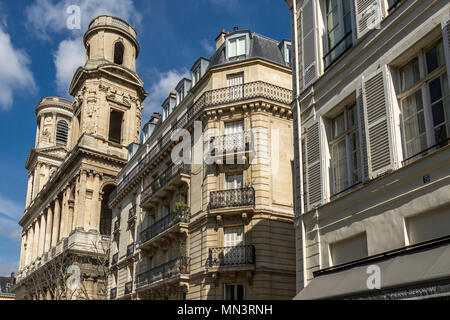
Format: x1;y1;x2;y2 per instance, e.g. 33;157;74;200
442;16;450;87
354;0;383;39
362;67;397;179
305;120;322;209
356;85;369;181
301;0;318;89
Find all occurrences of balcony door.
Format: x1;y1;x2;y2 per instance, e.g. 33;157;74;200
227;73;244;100
224;227;245;265
225;121;245;151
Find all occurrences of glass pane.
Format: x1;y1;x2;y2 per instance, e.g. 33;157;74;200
347;104;357;128
429;77;443;104
401;90;423;119
332;140;348;193
434;124;448;144
400;58;420;92
426;41;444;74
332;112;345;139
432;101;445;127
236;285;244;300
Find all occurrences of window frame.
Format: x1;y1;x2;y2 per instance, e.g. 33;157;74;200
226;33;250;61
224;283;245;301
328;103;362;197
321;0;355;69
396;39;449;165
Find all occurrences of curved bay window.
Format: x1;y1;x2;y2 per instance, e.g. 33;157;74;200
114;42;124;65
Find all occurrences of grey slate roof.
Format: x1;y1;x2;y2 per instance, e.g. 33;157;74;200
209;31;290;69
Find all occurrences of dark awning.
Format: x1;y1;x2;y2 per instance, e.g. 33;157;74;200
294;238;450;300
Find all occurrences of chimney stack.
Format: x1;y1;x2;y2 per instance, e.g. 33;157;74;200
215;29;226;50
234;26;239;32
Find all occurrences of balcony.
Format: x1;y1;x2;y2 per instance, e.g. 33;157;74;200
128;206;137;222
124;281;133;295
210;187;255;212
112;253;118;266
141;163;190;207
110;288;117;300
140;210;189;248
109;81;292;206
136;257;190;292
207;245;255;272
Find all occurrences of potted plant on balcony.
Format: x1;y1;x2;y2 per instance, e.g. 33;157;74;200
179;242;188;274
174;201;189;220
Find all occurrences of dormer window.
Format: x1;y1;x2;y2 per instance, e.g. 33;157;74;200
163;104;170;121
177;87;185;105
228;36;246;60
193;67;200;86
286;44;291;64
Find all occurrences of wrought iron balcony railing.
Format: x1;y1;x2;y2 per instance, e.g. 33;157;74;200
127;243;135;257
141;163;190;205
112;253;118;266
110;288;117;300
207;245;255;267
136;256;190;289
210;131;254;155
140;210;189;245
128;206;137;221
124;281;133;295
110;81;292;204
210;187;255;210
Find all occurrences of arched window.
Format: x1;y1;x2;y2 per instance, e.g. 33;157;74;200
86;44;90;60
114;42;124;65
56;120;69;145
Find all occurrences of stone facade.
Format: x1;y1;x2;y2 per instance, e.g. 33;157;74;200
287;0;450;298
14;15;147;300
108;29;296;300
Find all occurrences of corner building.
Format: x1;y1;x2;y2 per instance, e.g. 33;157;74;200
286;0;450;299
14;15;147;299
108;29;296;300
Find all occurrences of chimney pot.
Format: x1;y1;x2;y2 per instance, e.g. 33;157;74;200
215;29;227;51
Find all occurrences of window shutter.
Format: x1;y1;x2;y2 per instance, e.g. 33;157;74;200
305;120;322;209
355;0;383;39
237;37;246;56
442;16;450;86
301;0;318;89
356;86;369;181
362;66;396;179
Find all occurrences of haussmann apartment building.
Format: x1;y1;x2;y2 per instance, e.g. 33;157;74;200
107;28;297;300
286;0;450;299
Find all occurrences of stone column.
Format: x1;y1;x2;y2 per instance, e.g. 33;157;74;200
32;220;39;261
38;212;46;257
44;204;53;252
19;233;26;271
33;164;41;199
60;188;68;238
52;198;61;246
25;227;32;266
91;173;101;232
76;170;87;230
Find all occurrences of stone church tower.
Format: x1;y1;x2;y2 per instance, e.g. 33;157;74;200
14;15;147;300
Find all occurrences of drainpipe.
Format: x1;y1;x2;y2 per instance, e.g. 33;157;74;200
292;0;308;291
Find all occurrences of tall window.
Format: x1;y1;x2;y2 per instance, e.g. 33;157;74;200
56;120;69;145
398;40;449;164
224;227;245;265
225;120;245;151
177;86;184;105
330;104;361;195
108;109;123;144
227;73;244;100
114;42;124;65
228;36;246;60
324;0;353;68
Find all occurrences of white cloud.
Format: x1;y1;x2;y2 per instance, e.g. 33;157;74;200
53;37;85;95
143;69;191;121
0;27;37;110
201;39;215;56
0;195;23;243
25;0;142;41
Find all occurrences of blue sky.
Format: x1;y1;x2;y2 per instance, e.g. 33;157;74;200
0;0;291;276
